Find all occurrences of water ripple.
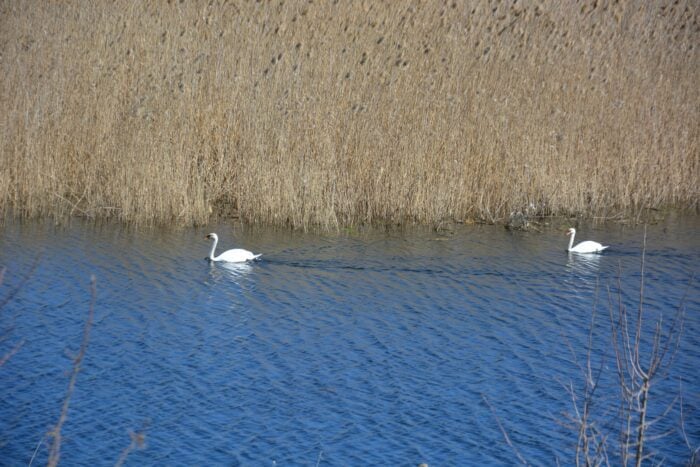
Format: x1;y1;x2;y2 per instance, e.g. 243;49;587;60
0;219;698;465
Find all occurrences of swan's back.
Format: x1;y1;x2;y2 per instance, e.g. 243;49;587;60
570;241;608;253
214;248;261;263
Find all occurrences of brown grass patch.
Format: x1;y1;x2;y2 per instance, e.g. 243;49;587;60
1;1;698;228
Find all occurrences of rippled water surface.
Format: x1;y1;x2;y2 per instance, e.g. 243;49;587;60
1;216;699;465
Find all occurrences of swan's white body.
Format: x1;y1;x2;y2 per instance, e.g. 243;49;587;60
206;233;262;263
566;228;608;253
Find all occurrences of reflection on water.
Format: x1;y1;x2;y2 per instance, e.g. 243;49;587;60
565;251;603;276
0;217;698;465
210;260;254;279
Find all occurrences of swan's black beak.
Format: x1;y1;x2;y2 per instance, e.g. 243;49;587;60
205;234;211;239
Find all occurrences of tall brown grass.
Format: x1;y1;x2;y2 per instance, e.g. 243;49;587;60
1;1;698;228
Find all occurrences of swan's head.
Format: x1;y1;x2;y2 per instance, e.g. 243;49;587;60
566;228;576;236
205;233;218;241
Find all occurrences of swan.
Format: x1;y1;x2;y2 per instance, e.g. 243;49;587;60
205;233;262;263
566;228;608;253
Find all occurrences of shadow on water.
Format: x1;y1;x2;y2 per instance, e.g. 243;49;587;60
263;256;453;276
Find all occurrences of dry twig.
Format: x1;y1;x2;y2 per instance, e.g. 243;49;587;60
47;275;97;467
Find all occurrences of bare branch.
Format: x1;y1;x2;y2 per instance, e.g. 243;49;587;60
633;226;647;368
482;394;528;465
677;381;700;464
0;338;24;367
114;429;146;467
47;275;97;467
0;256;42;310
28;434;46;467
652;276;691;379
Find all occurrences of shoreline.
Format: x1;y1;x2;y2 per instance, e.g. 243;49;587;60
2;207;696;234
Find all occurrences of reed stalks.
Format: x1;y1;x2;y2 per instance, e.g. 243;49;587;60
1;1;698;228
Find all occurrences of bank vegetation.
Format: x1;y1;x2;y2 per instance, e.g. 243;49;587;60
1;1;697;228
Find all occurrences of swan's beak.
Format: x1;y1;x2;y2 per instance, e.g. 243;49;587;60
205;234;211;239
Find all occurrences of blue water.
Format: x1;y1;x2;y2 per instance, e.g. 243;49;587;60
1;216;698;465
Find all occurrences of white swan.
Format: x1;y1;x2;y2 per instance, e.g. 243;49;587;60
205;233;262;263
566;228;608;253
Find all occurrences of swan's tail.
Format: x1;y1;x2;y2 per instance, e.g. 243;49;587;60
252;254;263;260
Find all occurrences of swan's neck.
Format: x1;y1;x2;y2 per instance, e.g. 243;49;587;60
567;231;575;251
209;237;218;260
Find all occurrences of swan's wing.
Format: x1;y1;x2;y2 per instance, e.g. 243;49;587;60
217;248;259;262
571;241;607;253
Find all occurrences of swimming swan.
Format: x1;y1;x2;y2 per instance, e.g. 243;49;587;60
205;233;262;262
566;228;608;253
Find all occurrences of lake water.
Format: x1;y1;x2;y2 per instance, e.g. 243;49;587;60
1;216;698;465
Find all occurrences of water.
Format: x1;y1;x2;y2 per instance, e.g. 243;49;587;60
1;216;698;465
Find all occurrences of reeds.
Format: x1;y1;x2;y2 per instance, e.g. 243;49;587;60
1;1;697;228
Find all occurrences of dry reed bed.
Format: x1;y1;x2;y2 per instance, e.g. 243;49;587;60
0;0;698;228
